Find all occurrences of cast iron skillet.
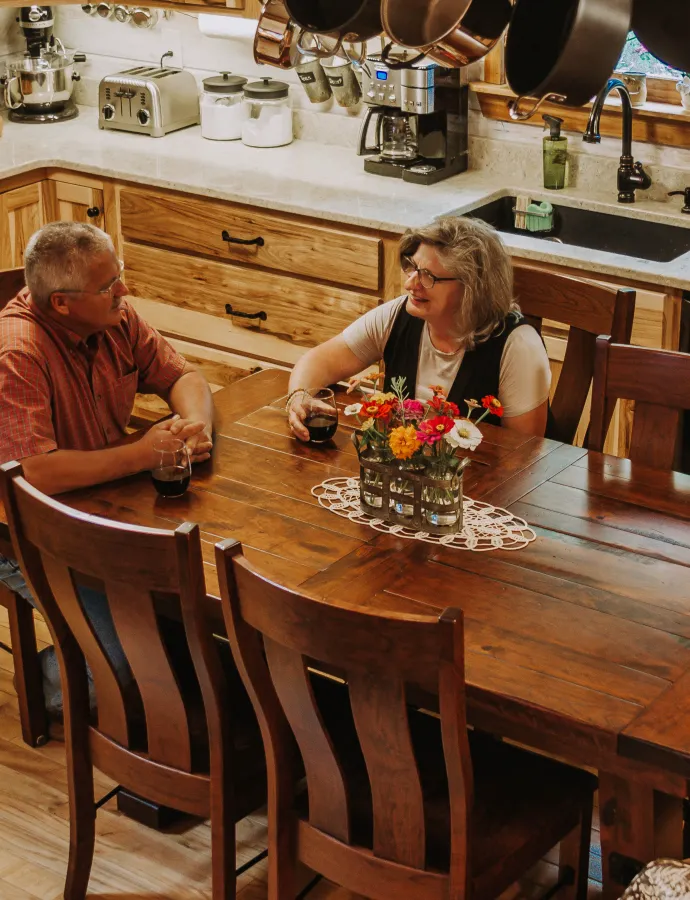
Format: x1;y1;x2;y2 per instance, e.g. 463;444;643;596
632;0;690;74
505;0;632;120
284;0;382;43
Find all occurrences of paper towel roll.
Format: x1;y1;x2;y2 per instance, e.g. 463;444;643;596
198;14;258;41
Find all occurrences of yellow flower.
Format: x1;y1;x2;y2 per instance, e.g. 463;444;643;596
371;391;397;403
389;425;422;460
361;417;375;430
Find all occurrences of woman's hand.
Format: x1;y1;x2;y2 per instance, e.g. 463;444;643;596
288;394;310;442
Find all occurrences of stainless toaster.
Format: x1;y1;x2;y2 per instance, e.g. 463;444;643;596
98;65;200;137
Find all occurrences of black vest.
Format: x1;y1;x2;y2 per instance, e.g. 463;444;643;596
383;301;527;424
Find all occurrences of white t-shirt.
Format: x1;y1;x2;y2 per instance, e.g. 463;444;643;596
342;296;551;419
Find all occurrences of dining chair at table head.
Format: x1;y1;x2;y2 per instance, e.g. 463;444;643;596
0;265;26;309
0;460;266;900
513;264;636;445
216;538;597;900
590;336;690;470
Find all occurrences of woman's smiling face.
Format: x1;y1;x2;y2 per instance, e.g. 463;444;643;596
403;243;464;328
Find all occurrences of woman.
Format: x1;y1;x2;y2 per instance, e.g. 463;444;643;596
287;215;551;439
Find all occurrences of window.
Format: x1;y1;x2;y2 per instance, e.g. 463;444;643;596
617;32;682;80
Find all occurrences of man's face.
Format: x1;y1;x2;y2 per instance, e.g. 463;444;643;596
50;251;129;336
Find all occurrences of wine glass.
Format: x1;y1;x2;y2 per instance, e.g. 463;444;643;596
151;436;192;498
303;388;339;444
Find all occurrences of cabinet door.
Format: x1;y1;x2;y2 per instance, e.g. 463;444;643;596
0;183;44;268
43;180;105;231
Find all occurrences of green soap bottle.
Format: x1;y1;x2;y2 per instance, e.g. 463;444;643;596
542;114;567;190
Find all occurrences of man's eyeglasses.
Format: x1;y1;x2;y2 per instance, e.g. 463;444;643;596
56;260;126;298
401;255;457;290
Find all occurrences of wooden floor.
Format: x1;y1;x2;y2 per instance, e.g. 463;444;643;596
0;606;603;900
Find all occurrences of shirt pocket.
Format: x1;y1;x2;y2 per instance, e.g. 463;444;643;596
103;369;140;436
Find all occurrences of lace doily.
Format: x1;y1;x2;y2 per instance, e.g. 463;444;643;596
312;477;536;551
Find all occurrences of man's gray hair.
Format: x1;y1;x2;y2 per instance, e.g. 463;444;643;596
24;221;114;309
399;216;519;350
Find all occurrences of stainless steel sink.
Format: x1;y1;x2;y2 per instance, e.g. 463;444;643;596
458;195;690;264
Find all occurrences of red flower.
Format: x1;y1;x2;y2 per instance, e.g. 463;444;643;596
429;396;460;418
417;415;456;445
482;395;504;418
428;384;446;397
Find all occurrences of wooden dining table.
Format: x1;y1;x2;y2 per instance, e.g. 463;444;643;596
4;367;690;898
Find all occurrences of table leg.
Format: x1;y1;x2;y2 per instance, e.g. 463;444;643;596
599;773;685;900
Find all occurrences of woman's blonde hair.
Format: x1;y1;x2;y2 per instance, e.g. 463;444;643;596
399;215;519;349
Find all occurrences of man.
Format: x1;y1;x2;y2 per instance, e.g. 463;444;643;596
0;221;214;718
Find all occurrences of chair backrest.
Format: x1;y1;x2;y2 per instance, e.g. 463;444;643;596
216;538;473;899
0;460;227;781
513;264;636;445
589;336;690;470
0;267;25;310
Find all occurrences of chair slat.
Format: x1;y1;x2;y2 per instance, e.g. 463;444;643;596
349;671;426;869
264;636;351;843
629;402;681;471
106;580;193;771
549;327;596;445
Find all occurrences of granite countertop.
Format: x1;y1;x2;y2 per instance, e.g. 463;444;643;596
2;106;690;292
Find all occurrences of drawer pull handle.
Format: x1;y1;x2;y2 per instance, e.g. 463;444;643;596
86;207;101;218
221;230;265;247
225;303;267;322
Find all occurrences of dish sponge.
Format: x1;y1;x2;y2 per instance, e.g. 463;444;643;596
525;201;554;232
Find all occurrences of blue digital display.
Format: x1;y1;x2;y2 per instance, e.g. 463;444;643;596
375;70;388;81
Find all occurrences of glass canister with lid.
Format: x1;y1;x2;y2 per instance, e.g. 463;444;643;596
200;72;248;141
241;77;293;148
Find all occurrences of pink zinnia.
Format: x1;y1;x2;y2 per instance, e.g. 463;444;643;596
403;399;425;418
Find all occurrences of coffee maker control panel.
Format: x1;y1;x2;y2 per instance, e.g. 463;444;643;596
364;64;401;107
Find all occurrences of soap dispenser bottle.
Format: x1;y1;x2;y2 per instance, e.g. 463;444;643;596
542;115;567;190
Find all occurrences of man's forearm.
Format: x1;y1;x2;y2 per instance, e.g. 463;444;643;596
168;370;214;431
21;442;146;496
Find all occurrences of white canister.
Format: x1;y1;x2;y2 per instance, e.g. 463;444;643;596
241;77;293;149
200;72;248;141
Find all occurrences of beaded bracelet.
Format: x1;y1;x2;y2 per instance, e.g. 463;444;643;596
285;388;307;412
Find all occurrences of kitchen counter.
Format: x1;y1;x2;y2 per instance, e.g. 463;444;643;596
2;106;690;292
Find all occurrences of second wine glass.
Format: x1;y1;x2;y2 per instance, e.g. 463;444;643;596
303;388;339;443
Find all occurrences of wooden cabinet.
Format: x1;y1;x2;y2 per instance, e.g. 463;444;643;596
121;185;397;367
0;183;44;268
43;179;105;231
0;0;262;16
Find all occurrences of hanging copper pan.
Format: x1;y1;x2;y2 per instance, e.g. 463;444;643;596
381;0;512;68
285;0;382;43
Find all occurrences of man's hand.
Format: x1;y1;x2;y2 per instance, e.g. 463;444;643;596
288;395;310;443
169;415;213;463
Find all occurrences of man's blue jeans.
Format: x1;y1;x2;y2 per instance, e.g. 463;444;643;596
0;555;130;717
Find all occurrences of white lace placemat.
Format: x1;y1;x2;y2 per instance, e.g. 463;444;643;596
312;477;536;551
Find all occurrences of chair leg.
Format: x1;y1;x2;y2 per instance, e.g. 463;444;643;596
3;586;48;748
559;798;594;900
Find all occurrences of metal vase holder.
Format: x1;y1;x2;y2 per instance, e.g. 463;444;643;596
358;455;463;536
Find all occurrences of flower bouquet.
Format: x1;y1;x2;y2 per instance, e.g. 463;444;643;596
346;376;503;535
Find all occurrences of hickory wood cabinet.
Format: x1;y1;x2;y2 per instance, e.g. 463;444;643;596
0;0;262;15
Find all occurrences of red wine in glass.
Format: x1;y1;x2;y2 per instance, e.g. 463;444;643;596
306;414;338;442
151;465;191;497
303;389;338;444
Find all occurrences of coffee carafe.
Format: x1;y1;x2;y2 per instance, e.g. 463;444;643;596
360;109;419;162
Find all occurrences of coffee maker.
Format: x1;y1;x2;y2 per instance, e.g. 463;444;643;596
358;54;469;185
2;6;85;123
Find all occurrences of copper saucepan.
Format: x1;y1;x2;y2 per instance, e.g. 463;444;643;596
381;0;512;68
254;0;337;68
285;0;382;43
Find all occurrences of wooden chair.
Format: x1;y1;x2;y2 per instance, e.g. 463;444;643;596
590;336;690;469
0;266;47;747
0;461;266;900
513;263;636;445
216;538;598;900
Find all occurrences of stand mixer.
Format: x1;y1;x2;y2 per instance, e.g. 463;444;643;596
2;6;85;123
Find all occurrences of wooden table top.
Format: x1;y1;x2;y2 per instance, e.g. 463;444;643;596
5;368;690;785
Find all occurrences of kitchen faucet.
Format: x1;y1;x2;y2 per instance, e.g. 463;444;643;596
583;77;652;204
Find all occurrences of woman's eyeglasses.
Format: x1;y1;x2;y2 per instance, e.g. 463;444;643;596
401;255;457;290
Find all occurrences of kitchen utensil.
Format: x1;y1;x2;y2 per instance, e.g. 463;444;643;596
615;70;647;107
253;0;301;69
322;55;361;107
99;65;200;136
381;0;512;68
506;0;632;120
285;0;382;43
96;2;113;17
632;0;690;75
81;4;98;13
200;72;248;140
113;5;131;23
130;7;157;27
241;76;293;147
295;53;332;104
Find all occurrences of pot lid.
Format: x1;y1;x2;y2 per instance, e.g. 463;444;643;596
203;72;247;94
244;76;289;99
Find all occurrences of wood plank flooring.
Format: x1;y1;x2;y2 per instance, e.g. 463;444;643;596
0;607;603;900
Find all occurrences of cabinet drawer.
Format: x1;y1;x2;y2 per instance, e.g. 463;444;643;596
120;187;382;292
124;241;378;350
